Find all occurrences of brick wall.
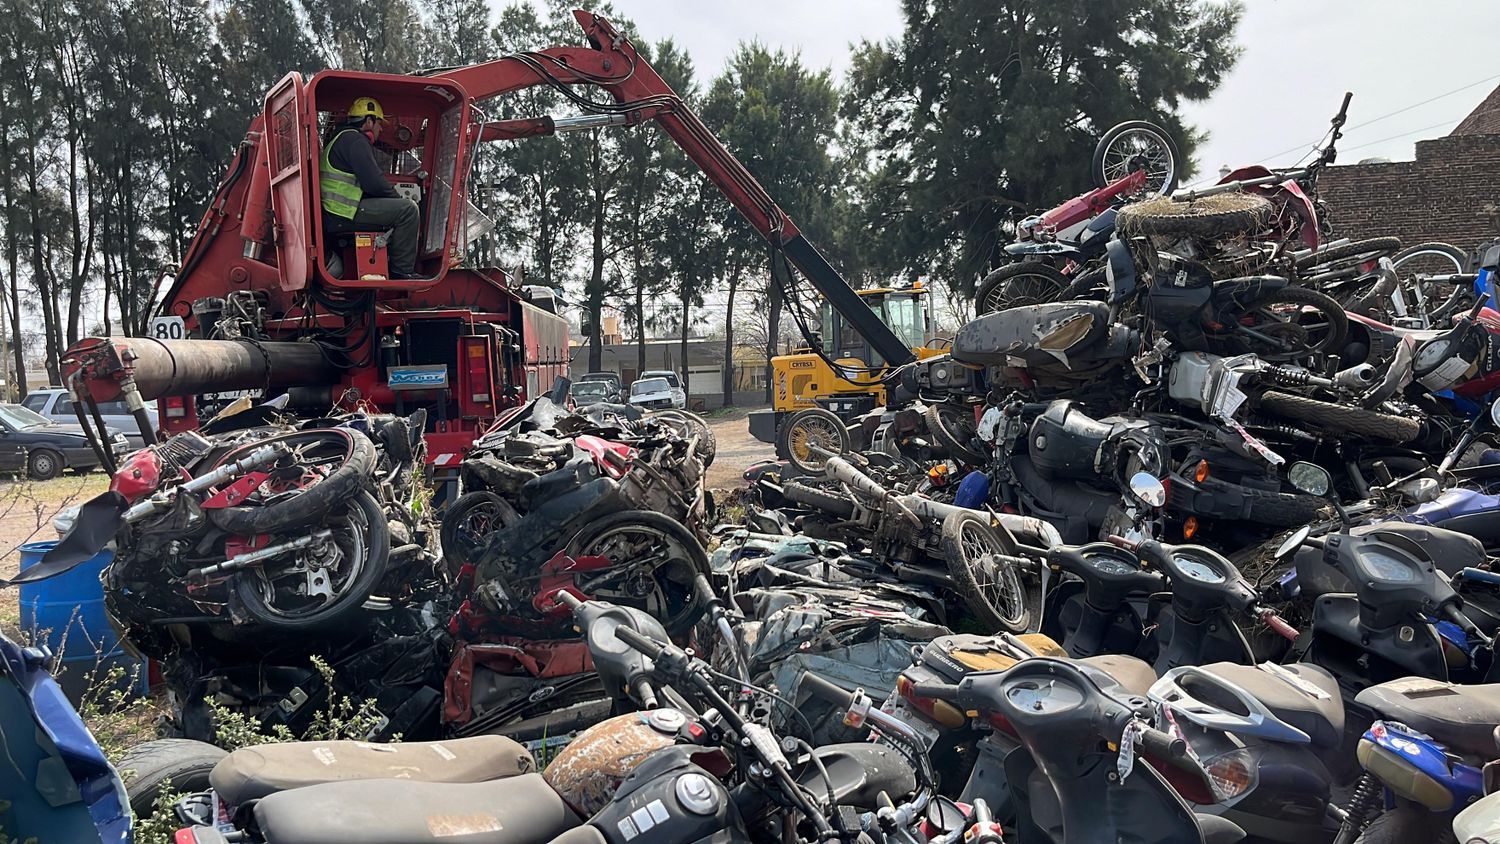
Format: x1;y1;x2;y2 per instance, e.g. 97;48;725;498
1315;132;1500;252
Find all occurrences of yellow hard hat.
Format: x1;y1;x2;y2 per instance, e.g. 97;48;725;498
349;97;386;121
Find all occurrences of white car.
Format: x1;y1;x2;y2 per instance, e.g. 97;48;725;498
629;377;683;410
638;370;687;409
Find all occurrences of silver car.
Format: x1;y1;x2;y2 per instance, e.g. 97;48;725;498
22;387;159;447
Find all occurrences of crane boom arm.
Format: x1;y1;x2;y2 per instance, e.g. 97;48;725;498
438;10;916;368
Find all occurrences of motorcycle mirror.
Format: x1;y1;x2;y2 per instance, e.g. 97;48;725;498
1127;472;1166;508
1288;461;1332;496
1275;525;1312;561
1489;396;1500;429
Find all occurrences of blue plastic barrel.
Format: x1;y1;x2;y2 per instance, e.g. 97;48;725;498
17;541;146;701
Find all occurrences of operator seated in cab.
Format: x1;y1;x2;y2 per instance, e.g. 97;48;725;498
320;96;419;280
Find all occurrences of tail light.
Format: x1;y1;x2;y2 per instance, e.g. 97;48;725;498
161;395;188;420
1147;755;1218;805
461;336;495;408
1201;747;1257;802
1183;516;1200;539
895;674;967;729
1194;460;1210;483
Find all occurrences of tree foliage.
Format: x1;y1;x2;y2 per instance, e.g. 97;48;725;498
844;0;1243;291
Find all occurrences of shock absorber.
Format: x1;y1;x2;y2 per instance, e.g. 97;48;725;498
1332;772;1383;844
1265;365;1316;387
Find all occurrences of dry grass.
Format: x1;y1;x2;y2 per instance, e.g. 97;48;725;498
0;472;109;640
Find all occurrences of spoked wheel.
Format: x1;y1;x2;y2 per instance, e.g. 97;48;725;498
975;263;1069;314
778;407;850;474
232;489;391;632
205;428;376;534
440;491;519;576
564;511;709;635
1392;241;1474;327
1092;121;1180;198
1224;286;1348;362
940;511;1030;633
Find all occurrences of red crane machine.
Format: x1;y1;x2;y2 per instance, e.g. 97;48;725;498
61;10;913;476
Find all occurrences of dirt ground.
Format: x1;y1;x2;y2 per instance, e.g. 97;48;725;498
703;406;777;491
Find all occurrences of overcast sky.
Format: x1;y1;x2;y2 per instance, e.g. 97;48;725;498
527;0;1499;183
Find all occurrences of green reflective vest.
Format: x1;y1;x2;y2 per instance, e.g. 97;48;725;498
319;129;364;219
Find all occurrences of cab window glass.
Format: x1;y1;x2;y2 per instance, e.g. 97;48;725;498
21;394;47;412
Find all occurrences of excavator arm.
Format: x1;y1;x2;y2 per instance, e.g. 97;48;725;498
438;10;916;368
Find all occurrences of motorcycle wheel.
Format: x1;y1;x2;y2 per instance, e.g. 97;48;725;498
1117;191;1273;239
1091;120;1180;198
652;409;717;467
781;479;857;519
440;490;520;576
232;489;391;633
1392;241;1475;326
1353;806;1454;844
1259;391;1421;443
975;262;1069;314
565;511;709;635
1227;285;1348;362
779;407;850;474
940;510;1031;633
206;428;376;535
118;738;226;820
924;403;988;465
1294;236;1403;274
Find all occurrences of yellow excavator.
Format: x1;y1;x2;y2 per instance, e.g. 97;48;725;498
748;281;949;462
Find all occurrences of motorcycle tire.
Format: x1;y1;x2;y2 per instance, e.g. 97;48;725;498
231;489;391;633
1242;488;1328;527
1232;285;1349;362
1116;191;1273;239
564;510;709;635
1259;391;1421;444
778;407;850;474
652;409;717;467
924;403;989;465
781;479;857;519
940;510;1031;634
206;428;377;535
975;262;1069;314
440;490;520;576
1294;236;1403;272
1091;120;1180;198
118;738;227;819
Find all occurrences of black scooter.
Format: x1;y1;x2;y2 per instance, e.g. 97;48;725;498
914;658;1246;844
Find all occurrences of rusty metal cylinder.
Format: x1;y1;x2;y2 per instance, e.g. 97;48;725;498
65;337;341;402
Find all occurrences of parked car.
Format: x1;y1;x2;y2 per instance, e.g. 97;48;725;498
628;377;682;410
22;387;158;447
0;404;127;479
575;371;624;402
570;380;615;408
639;369;687;408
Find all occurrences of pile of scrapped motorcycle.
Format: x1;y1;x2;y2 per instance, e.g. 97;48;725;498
24;105;1500;844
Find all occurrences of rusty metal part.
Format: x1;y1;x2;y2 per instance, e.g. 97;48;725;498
542;710;678;816
63;337;341;403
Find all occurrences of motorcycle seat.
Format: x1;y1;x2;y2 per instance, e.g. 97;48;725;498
952;301;1112;366
252;773;578;844
210;735;535;806
1196;662;1345;748
1356;678;1500;759
1077;654;1157;696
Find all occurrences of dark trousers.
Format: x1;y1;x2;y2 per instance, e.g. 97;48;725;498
326;197;420;275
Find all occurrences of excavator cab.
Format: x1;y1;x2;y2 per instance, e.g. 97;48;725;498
258;70;477;292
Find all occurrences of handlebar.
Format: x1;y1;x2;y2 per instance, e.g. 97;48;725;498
1106;534;1139;551
910;680;962;703
1258;608;1301;642
556;591;584;610
1138;725;1187;760
613;624;666;660
798;672;926;746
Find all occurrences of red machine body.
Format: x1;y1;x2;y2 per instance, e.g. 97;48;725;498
61;10;908;470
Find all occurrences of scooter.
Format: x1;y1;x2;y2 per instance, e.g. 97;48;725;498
911;657;1246;843
178;593;933;844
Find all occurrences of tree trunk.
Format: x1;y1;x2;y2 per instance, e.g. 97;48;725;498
586;178;606;372
634;252;647;377
721;263;741;407
0;126;24;397
680;288;691;402
764;247;782;404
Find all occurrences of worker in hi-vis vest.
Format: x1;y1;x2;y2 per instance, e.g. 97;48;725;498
320;97;419;279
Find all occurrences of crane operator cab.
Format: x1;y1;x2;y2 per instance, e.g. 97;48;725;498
253;69;490;292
